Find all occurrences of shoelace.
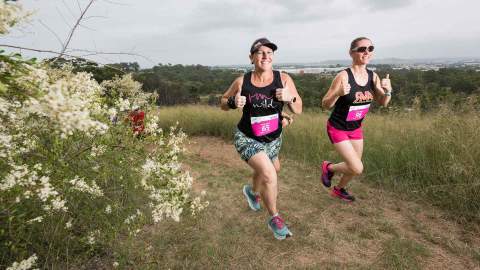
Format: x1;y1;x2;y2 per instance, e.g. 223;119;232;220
272;216;284;229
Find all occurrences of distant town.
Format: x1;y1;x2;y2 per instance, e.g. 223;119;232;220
214;58;480;74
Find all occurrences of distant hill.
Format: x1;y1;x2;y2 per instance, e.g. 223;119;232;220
214;57;480;69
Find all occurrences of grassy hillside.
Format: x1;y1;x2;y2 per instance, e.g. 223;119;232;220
154;105;480;224
109;137;480;269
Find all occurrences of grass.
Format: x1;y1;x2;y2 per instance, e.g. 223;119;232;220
374;237;429;270
99;136;480;269
154;105;480;224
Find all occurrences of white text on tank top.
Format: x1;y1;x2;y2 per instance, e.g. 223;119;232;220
248;92;279;136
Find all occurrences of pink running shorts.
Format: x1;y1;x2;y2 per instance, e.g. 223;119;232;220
326;121;363;144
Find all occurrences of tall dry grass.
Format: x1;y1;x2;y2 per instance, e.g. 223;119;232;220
156;105;480;223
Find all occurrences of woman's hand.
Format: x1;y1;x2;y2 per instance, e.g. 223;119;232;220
381;74;392;93
276;86;294;103
281;112;293;127
234;91;246;108
339;76;351;96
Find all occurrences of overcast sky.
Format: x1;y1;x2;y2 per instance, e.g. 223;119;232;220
2;0;480;67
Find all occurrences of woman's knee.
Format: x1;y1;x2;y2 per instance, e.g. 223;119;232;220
259;169;277;185
349;162;363;175
273;161;280;173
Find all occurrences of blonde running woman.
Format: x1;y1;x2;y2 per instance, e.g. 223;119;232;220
321;37;392;202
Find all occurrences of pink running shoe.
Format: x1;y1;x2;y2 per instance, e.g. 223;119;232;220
321;161;334;188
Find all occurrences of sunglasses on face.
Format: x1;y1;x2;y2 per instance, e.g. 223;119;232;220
352;45;374;53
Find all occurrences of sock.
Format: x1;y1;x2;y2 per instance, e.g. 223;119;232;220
327;163;332;172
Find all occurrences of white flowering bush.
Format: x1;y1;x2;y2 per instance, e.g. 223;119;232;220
0;3;207;268
0;1;24;34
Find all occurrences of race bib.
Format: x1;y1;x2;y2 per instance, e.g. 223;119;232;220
251;114;279;136
346;104;370;122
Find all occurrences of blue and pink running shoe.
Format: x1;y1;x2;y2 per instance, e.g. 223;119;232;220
243;185;261;211
321;161;334;188
267;215;293;240
331;186;356;202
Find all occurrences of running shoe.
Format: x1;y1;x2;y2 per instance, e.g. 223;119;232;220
267;215;293;240
331;186;356;202
321;161;334;188
243;184;261;211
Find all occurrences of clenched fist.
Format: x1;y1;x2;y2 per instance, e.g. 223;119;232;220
235;91;246;108
381;74;392;92
276;87;294;102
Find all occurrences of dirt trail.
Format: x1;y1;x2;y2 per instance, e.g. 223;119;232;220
138;136;480;269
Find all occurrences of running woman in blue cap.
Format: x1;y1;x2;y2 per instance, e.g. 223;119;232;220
220;37;302;240
321;37;392;202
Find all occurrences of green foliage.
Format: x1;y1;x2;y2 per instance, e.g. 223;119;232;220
374;67;480;111
0;50;206;268
134;64;241;105
79;62;480;111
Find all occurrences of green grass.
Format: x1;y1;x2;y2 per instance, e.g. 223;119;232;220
373;237;429;270
154;105;480;224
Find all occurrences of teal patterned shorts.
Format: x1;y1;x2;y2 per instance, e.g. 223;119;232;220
234;128;282;162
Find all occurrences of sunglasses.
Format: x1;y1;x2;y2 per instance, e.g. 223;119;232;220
352;46;374;53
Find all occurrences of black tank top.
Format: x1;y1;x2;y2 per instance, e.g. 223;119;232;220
237;70;284;142
329;68;375;131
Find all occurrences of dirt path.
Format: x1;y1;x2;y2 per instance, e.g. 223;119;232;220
132;136;480;269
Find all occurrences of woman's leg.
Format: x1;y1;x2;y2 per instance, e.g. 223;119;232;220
329;139;364;188
248;152;278;216
271;157;281;198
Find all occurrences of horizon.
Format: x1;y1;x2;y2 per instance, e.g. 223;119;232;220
91;56;480;69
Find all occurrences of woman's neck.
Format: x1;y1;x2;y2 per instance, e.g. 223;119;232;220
252;69;273;83
350;63;367;74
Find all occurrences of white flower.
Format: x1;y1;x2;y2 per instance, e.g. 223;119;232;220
36;176;58;201
6;254;38;270
65;219;73;229
124;209;143;225
33;163;42;171
191;196;209;217
105;205;112;214
25;72;109;139
69;176;104;197
90;144;107;157
86;230;100;245
87;235;95;245
116;98;131;112
27;216;43;224
0;1;25;35
51;197;67;212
